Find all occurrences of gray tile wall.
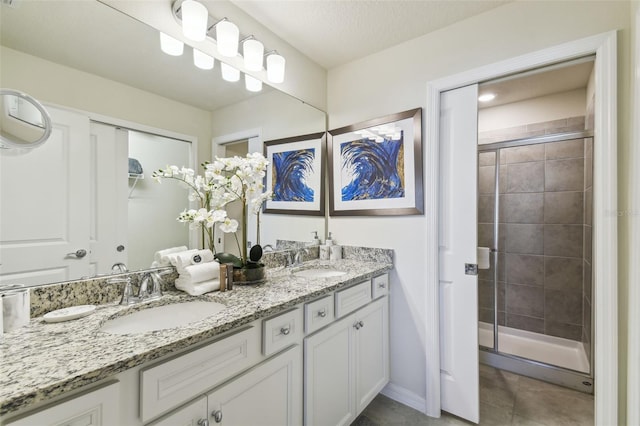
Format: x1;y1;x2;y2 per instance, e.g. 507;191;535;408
478;118;589;343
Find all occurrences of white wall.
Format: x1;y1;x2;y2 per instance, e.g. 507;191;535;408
327;0;632;415
211;90;327;247
127;131;192;270
0;46;212;168
478;88;586;133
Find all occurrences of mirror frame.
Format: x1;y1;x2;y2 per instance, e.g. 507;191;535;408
0;89;52;149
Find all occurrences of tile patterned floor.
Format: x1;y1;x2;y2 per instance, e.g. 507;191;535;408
352;365;594;425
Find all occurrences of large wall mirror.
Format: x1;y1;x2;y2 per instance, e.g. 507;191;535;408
0;0;326;287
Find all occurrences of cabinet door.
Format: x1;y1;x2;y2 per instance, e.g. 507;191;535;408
354;297;389;413
5;382;119;426
304;314;355;426
149;396;207;426
207;345;301;426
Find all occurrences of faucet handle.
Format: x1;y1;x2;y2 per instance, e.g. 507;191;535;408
148;271;163;299
108;277;135;305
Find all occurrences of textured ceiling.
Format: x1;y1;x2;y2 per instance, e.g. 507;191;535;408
230;0;511;69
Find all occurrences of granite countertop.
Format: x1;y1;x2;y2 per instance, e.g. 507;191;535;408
0;259;392;417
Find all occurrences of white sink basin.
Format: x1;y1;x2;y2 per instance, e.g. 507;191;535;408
293;268;347;279
100;300;226;335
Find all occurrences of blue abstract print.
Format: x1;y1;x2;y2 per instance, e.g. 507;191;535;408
340;136;405;201
272;148;316;202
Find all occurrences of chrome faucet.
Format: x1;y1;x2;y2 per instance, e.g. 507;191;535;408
286;247;309;267
137;272;163;301
109;272;163;306
111;262;128;273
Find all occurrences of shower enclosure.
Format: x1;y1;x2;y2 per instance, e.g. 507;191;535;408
477;130;594;394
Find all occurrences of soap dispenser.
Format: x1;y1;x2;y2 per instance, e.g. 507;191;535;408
325;232;334;246
311;231;321;245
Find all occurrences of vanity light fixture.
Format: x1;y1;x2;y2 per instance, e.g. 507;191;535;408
193;49;214;70
245;74;262;92
181;0;209;42
478;93;496;102
164;0;287;89
221;62;240;82
216;19;240;57
242;37;264;72
160;32;184;56
266;52;285;83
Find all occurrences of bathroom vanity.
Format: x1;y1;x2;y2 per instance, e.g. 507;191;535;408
0;257;391;426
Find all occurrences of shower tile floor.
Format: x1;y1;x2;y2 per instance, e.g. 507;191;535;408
351;364;594;426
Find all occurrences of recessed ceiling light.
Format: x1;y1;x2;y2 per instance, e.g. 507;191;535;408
478;93;496;102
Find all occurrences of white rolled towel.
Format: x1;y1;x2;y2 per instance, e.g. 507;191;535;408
164;249;200;267
154;246;188;265
178;261;220;282
175;278;220;296
175;249;215;270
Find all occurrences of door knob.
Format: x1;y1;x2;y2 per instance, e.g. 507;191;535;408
211;410;223;423
66;249;87;258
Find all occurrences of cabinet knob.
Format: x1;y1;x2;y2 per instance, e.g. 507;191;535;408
280;326;290;335
378;283;386;288
198;419;210;426
318;309;327;318
354;320;365;330
211;410;223;423
359;320;365;328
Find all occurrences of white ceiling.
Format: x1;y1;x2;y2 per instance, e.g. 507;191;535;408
230;0;511;69
1;0;590;112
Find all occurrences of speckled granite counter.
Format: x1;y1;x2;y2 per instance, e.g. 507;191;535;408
0;258;392;417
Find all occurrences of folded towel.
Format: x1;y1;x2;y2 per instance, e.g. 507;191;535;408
153;246;189;265
164;249;200;267
175;278;220;296
175;249;215;269
178;261;220;282
128;158;143;175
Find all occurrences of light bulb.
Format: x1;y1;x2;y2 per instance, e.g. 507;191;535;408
245;74;262;92
181;0;208;42
160;32;184;56
221;63;240;82
266;53;285;83
243;38;264;71
193;49;214;70
216;20;239;57
478;93;496;102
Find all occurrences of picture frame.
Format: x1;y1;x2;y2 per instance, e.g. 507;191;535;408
263;132;326;216
328;108;423;216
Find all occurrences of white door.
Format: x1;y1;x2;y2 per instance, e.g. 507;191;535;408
88;122;128;275
439;84;480;423
0;106;91;286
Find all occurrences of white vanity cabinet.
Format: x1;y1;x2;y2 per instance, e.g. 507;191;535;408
304;280;389;426
4;382;120;426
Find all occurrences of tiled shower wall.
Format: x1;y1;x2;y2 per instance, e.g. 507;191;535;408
478;117;589;342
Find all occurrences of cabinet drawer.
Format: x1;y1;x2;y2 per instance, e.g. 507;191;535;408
263;308;303;356
335;280;372;318
304;295;334;334
372;274;389;299
140;326;261;423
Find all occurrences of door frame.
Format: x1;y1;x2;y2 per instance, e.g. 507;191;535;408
424;30;618;425
628;6;640;425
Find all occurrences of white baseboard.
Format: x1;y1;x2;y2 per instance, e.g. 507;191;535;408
380;383;428;414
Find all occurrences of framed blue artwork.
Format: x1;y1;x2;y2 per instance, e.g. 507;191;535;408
263;132;326;216
328;108;423;216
